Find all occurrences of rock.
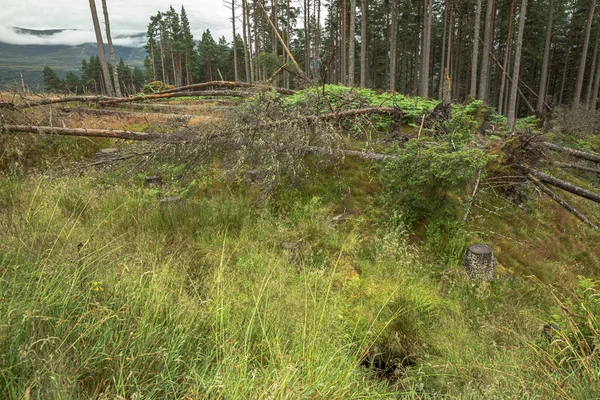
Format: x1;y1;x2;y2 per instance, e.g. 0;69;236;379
464;244;497;281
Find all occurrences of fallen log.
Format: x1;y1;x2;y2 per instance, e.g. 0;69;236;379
544;142;600;164
0;96;118;110
103;102;236;113
156;80;296;95
553;162;600;175
99;90;251;106
2;125;163;141
58;107;195;120
259;107;403;128
305;146;394;162
527;174;599;231
520;164;600;204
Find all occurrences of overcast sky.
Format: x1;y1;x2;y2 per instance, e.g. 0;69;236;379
0;0;232;46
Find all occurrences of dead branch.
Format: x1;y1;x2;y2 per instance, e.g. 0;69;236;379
544;142;600;164
98;90;251;106
2;124;164;141
553;162;600;175
463;168;483;223
520;164;600;204
102;102;236;113
527;174;599;231
58;107;195;120
156;80;295;95
259;107;403;128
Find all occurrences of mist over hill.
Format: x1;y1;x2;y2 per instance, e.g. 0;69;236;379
0;27;146;88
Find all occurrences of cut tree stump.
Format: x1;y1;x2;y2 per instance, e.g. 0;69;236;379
464;244;497;281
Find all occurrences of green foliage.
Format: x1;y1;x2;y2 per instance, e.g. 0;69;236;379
282;85;439;123
42;65;66;93
380;106;488;256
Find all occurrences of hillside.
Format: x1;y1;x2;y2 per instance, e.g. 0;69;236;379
0;28;146;88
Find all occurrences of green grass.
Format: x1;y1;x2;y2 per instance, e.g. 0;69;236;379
0;163;597;399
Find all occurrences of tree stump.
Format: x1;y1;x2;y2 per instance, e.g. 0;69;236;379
464;244;497;281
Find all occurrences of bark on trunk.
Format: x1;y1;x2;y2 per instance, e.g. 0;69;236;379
464;244;497;281
507;0;528;130
360;0;368;87
88;0;115;97
349;0;357;86
478;0;494;102
573;0;597;105
527;174;600;231
2;125;163;141
544;142;600;164
469;0;483;98
521;165;600;204
101;0;122;97
536;0;553;114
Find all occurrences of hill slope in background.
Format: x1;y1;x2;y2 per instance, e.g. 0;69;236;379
0;28;146;89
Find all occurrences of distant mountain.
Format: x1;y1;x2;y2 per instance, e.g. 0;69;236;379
0;27;146;89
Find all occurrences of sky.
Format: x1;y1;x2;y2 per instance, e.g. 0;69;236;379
0;0;232;47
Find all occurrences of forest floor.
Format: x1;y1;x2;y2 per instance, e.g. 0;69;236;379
0;88;599;399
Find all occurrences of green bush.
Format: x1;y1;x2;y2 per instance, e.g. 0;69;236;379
380;106;488;257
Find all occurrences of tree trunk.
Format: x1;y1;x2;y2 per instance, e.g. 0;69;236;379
304;0;311;77
470;0;483;98
593;36;600;110
438;1;448;99
507;0;527;130
586;29;600;107
559;17;575;105
536;0;553;114
242;0;251;82
101;0;121;97
341;0;347;85
233;0;240;82
419;0;433;98
360;0;368;87
389;0;398;91
349;0;356;86
464;244;497;281
522;165;600;204
573;0;597;105
478;0;494;102
88;0;115;97
498;0;515;116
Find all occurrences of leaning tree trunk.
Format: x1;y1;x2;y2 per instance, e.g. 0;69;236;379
507;0;528;130
464;244;497;281
101;0;122;97
89;0;115;97
573;0;597;105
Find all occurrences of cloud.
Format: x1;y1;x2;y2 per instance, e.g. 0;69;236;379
0;0;233;47
0;26;146;47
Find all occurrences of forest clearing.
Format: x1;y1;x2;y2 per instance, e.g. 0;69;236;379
2;0;600;398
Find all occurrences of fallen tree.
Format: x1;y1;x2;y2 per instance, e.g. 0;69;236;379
0;96;118;110
59;107;194;120
156;81;296;95
527;173;600;231
544;142;600;164
2;125;164;141
98;90;251;106
553;162;600;175
258;107;403;128
520;164;600;204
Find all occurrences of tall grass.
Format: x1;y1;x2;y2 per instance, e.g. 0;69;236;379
0;170;598;399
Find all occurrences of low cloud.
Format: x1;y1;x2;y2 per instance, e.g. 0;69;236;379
0;26;146;47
